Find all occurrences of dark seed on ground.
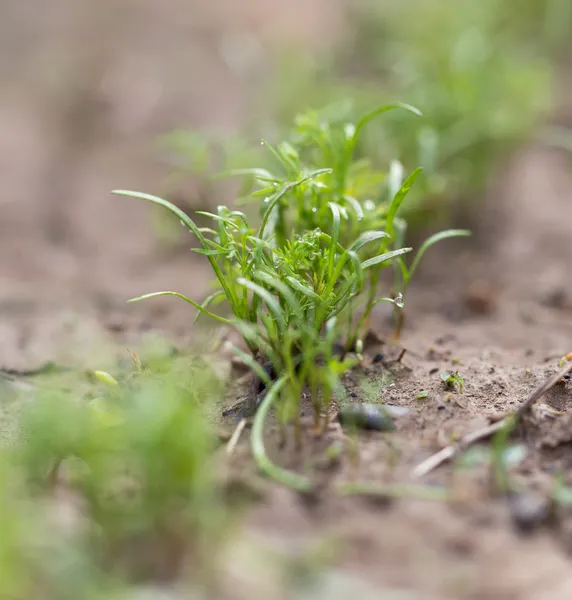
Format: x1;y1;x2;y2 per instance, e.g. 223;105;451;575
338;403;396;432
372;353;385;364
437;403;446;410
509;492;552;535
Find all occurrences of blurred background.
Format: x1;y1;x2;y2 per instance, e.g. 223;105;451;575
0;0;571;350
2;3;572;598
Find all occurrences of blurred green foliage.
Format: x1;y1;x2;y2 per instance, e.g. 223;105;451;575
263;0;569;226
0;348;229;597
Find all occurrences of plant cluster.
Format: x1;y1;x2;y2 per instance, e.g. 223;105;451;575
115;103;470;442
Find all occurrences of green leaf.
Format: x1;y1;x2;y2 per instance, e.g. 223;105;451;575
384;168;423;238
343;195;364;221
262;139;299;175
127;291;232;324
251;375;313;493
361;247;413;270
94;370;119;386
236;278;286;332
254;271;303;316
350;230;391;253
285;276;321;302
234;320;275;363
227;344;273;387
258;169;332;240
328;202;341;278
113;190;234;302
409;229;472;279
388;160;404;201
193;290;226;324
218;167;277;182
191;248;226;257
352;103;422;148
194;212;241;229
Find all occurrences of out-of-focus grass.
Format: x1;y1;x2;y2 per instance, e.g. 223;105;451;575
262;0;568;228
0;342;235;597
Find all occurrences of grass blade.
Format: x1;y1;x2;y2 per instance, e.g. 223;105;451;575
236;278;286;332
409;229;472;278
254;271;303;317
113;190;234;302
361;247;413;270
384;168;423;239
193;290;226;324
258;169;332;240
328;202;341;278
285;276;321;302
128;291;232;324
251;375;313;493
350;230;391;253
227;344;272;388
352;103;422;149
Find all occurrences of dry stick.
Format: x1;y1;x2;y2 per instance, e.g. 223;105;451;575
226;418;247;456
412;360;572;478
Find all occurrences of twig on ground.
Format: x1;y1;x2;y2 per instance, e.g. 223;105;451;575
412;420;508;478
226;418;247;456
516;360;572;417
412;360;572;478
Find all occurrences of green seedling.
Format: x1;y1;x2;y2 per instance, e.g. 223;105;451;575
417;390;428;399
115;103;472;436
228;102;421;248
440;371;465;393
114;182;412;437
490;415;519;494
16;354;228;584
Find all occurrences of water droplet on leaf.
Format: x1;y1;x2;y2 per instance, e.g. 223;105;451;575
394;293;404;308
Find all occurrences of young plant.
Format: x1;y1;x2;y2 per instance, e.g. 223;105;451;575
228;102;422;249
115;101;475;438
16;353;227;583
116;182;412;440
440;370;465;393
222;104;470;345
114;168;330;352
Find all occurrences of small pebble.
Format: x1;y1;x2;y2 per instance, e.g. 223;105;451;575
509;492;552;535
338;403;396;432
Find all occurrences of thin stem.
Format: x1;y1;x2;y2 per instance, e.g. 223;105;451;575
251;376;313;493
